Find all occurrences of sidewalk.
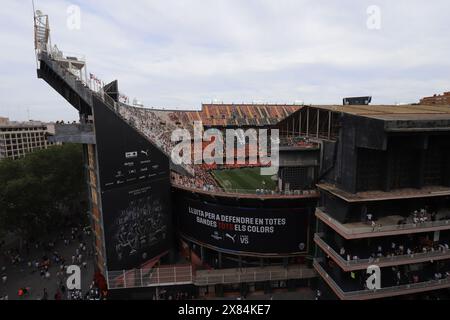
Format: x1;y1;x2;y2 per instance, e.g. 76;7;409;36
0;229;95;300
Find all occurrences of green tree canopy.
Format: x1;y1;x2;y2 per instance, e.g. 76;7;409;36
0;144;87;240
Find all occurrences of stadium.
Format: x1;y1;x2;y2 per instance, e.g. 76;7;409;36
33;11;450;300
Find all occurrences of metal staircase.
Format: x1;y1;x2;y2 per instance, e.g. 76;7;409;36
34;11;50;53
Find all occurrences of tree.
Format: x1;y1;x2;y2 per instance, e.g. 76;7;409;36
0;144;88;241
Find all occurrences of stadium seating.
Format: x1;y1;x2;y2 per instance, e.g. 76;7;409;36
178;104;301;128
117;103;319;196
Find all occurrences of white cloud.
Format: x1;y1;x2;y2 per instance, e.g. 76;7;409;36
0;0;449;121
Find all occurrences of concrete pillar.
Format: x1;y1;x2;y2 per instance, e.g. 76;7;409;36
306;108;310;137
200;246;205;263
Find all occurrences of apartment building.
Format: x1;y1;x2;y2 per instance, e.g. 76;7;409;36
0;118;55;160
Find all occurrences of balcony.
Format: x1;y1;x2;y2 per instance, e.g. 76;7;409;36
313;260;450;300
316;207;450;239
317;183;450;203
314;234;450;272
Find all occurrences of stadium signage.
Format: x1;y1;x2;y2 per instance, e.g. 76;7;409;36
190;206;287;234
93;98;172;271
171;121;280;175
178;198;309;255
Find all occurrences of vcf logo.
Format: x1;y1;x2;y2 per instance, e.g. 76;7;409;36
366;265;381;290
66;265;81;290
240;235;249;245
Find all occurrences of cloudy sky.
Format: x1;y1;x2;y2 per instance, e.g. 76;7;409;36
0;0;449;122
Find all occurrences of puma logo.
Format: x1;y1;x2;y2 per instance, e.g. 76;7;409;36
226;233;237;243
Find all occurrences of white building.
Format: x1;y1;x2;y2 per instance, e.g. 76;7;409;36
0;117;56;160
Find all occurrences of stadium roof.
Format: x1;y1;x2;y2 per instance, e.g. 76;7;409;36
304;104;450;121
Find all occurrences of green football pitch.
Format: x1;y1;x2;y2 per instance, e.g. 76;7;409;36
212;168;277;192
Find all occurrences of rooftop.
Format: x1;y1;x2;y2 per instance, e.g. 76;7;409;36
0;120;48;129
306;104;450;121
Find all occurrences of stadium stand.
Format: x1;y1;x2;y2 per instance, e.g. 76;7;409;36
179;104;301;128
118;104;178;157
420;92;450;105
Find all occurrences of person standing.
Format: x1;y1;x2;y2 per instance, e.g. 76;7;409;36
54;290;62;301
315;290;322;301
42;288;48;301
60;285;66;297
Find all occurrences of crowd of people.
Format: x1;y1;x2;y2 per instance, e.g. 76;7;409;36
201;162;266;171
377;264;450;289
171;166;317;196
359;205;450;232
117;104;321;197
67;284;102;301
400;208;437;226
55;120;78;125
280;136;316;148
118;105;178;156
118;104;233;192
171;170;219;193
325;256;450;292
0;225;104;300
153;288;196;301
118;104;317;197
118;104;196;175
339;238;450;263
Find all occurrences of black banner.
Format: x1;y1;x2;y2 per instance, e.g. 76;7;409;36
177;197;309;255
93;98;170;192
93;97;172;271
102;180;171;271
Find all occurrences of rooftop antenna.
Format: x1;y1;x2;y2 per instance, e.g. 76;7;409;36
32;0;37;69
